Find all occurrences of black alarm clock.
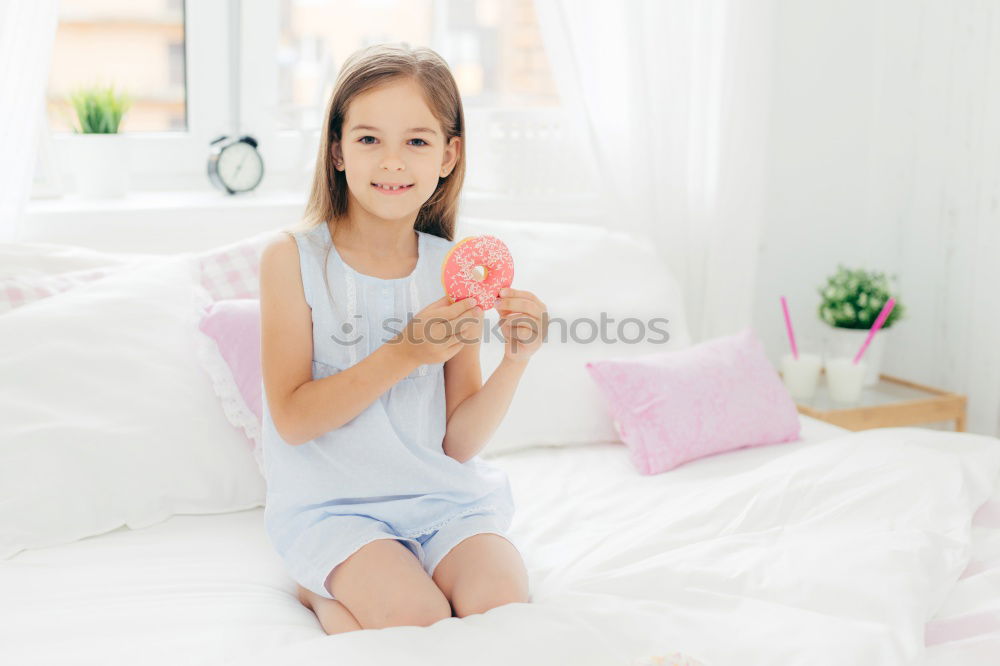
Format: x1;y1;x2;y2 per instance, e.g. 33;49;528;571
207;135;264;194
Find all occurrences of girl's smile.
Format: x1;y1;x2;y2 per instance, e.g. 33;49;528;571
371;182;415;195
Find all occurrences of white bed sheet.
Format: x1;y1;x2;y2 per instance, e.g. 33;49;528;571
2;415;998;666
924;488;1000;663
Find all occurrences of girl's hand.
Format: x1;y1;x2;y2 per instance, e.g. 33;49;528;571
394;295;482;366
496;287;548;364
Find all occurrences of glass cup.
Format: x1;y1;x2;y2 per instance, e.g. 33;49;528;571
780;351;823;401
825;357;867;403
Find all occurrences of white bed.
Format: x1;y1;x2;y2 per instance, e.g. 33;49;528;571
3;414;1000;666
2;225;999;666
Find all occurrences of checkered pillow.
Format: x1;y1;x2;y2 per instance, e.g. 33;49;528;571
0;230;283;315
193;230;282;301
0;267;121;315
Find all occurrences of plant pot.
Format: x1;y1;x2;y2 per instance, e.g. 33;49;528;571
70;133;130;199
823;324;891;386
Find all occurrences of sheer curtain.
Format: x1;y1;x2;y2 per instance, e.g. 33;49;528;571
535;0;776;343
0;0;59;242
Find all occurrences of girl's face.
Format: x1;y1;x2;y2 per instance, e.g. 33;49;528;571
333;78;460;221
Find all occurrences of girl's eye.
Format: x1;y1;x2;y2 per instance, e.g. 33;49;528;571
357;136;429;147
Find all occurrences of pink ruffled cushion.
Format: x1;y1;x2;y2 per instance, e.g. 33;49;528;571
195;299;263;469
585;327;801;475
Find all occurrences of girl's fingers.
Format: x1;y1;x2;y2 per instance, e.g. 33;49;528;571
496;297;542;318
501;315;542;332
498;311;546;327
443;296;478;318
442;317;480;342
500;288;537;301
513;324;537;339
458;321;480;341
500;315;536;326
512;320;542;340
500;320;534;339
426;295;454;314
429;308;478;335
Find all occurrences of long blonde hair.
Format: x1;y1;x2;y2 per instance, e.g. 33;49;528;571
286;42;466;242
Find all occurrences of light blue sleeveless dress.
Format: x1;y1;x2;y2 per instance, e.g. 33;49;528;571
260;222;518;600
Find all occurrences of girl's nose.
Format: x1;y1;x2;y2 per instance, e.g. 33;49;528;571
380;156;405;171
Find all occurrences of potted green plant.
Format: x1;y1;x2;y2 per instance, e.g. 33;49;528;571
65;83;132;199
817;264;905;386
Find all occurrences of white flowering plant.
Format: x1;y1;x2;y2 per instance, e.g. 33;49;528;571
817;264;905;330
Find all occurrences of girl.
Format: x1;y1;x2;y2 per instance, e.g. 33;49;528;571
258;43;547;635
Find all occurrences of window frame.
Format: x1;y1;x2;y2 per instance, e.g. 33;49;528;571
42;1;231;193
236;0;591;196
238;0;300;180
36;0;600;210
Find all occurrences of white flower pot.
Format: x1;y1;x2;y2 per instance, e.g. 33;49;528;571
824;324;891;386
70;133;130;199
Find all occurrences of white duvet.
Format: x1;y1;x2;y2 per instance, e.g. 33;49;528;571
6;419;998;666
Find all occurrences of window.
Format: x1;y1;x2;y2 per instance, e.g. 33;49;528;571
35;0;594;201
47;0;187;133
273;0;558;132
39;1;229;193
167;41;186;91
243;0;584;197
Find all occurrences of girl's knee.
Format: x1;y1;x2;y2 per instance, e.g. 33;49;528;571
453;576;530;618
375;595;452;629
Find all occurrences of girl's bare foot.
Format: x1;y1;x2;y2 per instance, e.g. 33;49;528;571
296;583;364;634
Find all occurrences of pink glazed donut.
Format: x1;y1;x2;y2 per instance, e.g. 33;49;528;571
440;235;515;311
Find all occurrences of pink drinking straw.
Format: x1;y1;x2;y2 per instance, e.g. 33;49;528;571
853;297;896;365
780;296;798;360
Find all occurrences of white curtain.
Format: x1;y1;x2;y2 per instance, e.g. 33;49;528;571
0;0;59;243
535;0;776;343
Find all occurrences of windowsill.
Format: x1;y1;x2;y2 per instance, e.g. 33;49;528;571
25;187;604;220
21;186;312;252
21;186;606;253
26;187;308;214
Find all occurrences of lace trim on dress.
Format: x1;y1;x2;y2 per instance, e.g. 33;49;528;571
409;274;428;376
400;503;500;538
343;267;360;366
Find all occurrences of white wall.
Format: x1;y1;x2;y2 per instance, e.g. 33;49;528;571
21;1;1000;436
752;0;1000;436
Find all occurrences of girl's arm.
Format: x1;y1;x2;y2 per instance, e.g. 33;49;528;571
442;288;547;462
279;344;418;445
260;236;419;446
442;353;529;463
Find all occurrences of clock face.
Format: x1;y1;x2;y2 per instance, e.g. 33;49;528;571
217;141;263;191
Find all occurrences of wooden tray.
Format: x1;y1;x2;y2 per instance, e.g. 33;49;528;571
792;372;967;432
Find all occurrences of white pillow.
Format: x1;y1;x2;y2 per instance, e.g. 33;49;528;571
456;217;691;324
454;218;692;457
0;241;155;280
0;257;265;560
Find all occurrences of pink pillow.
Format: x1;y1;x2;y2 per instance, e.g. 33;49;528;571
584;327;801;475
196;299;263;470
